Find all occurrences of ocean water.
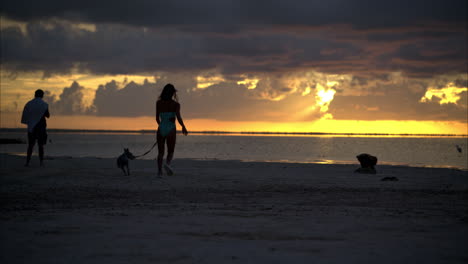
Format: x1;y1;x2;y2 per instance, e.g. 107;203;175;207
1;132;467;170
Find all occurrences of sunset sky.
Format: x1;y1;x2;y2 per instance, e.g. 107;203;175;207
1;0;467;134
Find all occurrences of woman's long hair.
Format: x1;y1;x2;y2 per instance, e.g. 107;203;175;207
159;83;178;101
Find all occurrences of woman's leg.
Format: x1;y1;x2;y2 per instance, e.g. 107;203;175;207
165;129;177;166
157;131;165;176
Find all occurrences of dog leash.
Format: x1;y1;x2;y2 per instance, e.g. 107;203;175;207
134;140;158;158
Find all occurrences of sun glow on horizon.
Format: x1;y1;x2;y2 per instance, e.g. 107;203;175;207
1;113;466;135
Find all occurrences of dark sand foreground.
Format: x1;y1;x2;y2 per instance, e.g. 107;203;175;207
1;154;467;263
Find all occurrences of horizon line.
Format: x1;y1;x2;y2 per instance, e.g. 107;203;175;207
1;128;466;137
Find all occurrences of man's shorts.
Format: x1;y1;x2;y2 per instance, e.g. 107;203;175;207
28;126;47;145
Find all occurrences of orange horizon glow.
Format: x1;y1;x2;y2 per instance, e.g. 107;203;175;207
1;113;466;135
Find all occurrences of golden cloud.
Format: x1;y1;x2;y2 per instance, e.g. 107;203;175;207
420;83;467;105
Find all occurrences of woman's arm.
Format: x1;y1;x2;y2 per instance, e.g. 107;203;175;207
176;103;188;135
155;101;160;125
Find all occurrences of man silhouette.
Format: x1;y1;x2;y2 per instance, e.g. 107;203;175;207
21;89;50;167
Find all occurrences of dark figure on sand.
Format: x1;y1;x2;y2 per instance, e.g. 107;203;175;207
21;89;50;167
156;84;188;177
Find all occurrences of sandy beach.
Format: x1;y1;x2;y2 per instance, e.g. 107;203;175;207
1;153;467;263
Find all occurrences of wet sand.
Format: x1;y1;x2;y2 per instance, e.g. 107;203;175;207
1;154;467;263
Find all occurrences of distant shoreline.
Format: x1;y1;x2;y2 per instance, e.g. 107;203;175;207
1;128;466;137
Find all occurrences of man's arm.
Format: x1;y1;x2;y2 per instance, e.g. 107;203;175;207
44;109;50;118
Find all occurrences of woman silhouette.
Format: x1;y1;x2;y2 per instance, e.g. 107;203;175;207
156;84;188;176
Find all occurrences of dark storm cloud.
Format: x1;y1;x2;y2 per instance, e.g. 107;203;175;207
1;0;466;29
1;0;466;77
2;20;465;78
1;22;214;75
1;24;79;75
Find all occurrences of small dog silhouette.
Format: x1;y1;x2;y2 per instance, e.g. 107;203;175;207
117;148;136;175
